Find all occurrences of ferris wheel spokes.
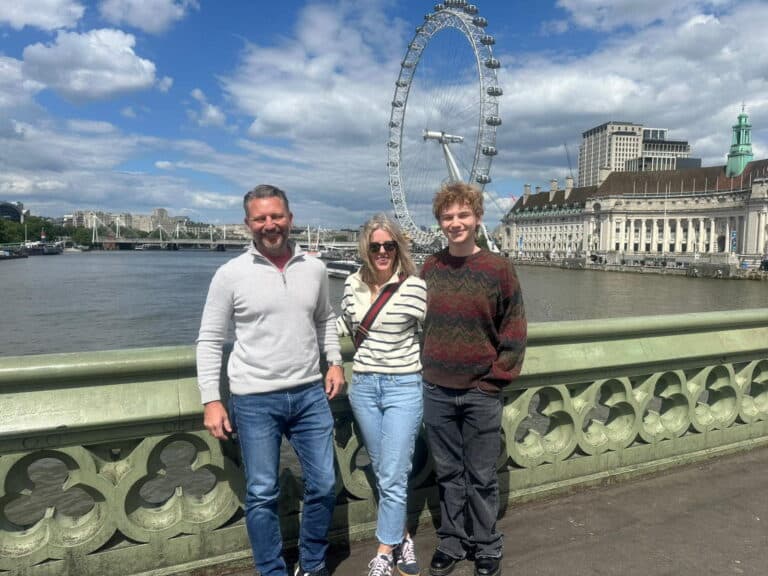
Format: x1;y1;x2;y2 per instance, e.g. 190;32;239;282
387;1;502;250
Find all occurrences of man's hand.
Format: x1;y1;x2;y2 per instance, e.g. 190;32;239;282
203;400;232;440
325;365;345;400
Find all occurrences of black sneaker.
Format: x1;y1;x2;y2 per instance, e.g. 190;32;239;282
294;564;330;576
394;536;420;575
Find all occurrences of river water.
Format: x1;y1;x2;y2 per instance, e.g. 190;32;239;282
2;249;766;526
1;249;766;357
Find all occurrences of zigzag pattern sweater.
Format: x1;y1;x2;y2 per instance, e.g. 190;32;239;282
420;248;527;392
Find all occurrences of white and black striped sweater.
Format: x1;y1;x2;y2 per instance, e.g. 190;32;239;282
338;271;427;374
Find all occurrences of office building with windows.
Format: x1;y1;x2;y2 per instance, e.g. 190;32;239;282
578;122;696;187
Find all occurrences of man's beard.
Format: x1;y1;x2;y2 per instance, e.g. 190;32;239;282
256;232;288;256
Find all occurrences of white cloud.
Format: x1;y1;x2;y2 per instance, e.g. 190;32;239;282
188;191;241;210
157;76;173;92
223;1;405;146
0;118;218;213
98;0;199;34
67;119;116;133
0;56;44;110
540;19;569;35
35;179;68;191
188;88;227;128
2;0;767;229
0;0;84;31
556;0;735;31
489;0;768;188
22;29;157;102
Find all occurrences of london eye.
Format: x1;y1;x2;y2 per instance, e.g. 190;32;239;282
387;1;502;249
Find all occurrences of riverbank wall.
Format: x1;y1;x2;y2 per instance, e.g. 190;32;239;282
514;257;768;280
2;309;768;575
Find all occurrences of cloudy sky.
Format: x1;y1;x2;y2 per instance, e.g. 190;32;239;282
1;0;766;228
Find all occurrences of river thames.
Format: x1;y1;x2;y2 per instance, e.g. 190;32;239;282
1;249;766;357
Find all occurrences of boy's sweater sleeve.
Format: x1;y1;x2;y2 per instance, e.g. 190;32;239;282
484;261;527;387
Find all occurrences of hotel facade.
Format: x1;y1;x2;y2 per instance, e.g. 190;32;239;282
501;112;768;265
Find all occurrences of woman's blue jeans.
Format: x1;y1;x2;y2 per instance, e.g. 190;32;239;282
230;382;336;576
348;372;423;546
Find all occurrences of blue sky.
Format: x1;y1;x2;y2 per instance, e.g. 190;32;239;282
0;0;765;228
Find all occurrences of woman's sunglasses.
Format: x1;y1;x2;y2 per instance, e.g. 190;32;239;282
369;241;398;253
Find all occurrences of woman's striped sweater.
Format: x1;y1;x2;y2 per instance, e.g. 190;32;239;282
338;270;427;374
420;248;527;392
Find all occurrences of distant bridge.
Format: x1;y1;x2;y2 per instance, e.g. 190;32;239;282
91;237;359;251
92;237;247;250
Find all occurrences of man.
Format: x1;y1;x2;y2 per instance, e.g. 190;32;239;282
420;182;527;576
196;184;345;576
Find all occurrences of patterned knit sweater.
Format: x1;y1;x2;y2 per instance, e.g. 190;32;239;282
420;248;527;391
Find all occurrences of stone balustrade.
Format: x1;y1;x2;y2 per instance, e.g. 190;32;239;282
2;309;768;576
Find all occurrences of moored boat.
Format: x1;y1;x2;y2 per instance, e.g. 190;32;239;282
325;260;360;279
0;249;28;260
23;241;62;255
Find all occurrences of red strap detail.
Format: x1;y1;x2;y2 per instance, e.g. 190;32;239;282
353;273;406;349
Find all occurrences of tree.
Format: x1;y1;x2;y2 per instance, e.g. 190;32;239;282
476;228;490;251
0;219;11;243
71;227;92;246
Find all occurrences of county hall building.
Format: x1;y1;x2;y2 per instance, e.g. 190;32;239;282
500;111;768;266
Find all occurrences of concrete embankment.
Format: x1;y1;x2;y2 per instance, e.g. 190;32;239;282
514;258;768;280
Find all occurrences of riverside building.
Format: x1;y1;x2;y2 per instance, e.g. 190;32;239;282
578;121;696;187
501;111;768;266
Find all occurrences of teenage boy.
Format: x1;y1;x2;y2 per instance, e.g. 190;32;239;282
420;182;527;576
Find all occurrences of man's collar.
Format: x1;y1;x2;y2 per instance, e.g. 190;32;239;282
249;240;299;259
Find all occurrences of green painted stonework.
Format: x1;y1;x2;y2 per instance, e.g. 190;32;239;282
2;309;768;575
726;110;754;177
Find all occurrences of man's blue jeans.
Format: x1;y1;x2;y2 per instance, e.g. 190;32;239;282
422;382;503;560
348;372;423;546
230;382;336;576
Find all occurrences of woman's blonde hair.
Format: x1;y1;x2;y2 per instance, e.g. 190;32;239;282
358;213;416;285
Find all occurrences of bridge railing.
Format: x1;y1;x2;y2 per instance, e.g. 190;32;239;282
2;309;768;576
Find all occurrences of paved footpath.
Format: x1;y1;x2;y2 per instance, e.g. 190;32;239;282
222;445;768;576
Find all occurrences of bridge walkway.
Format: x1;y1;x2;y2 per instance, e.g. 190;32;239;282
220;444;768;576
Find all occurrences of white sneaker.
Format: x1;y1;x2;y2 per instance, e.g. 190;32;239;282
367;553;394;576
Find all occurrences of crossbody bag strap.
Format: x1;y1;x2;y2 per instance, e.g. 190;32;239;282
353;273;406;349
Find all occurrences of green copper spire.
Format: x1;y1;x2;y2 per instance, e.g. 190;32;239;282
725;105;753;177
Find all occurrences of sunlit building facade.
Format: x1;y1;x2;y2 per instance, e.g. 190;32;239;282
502;112;768;264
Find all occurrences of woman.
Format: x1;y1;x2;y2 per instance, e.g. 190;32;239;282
338;213;427;576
